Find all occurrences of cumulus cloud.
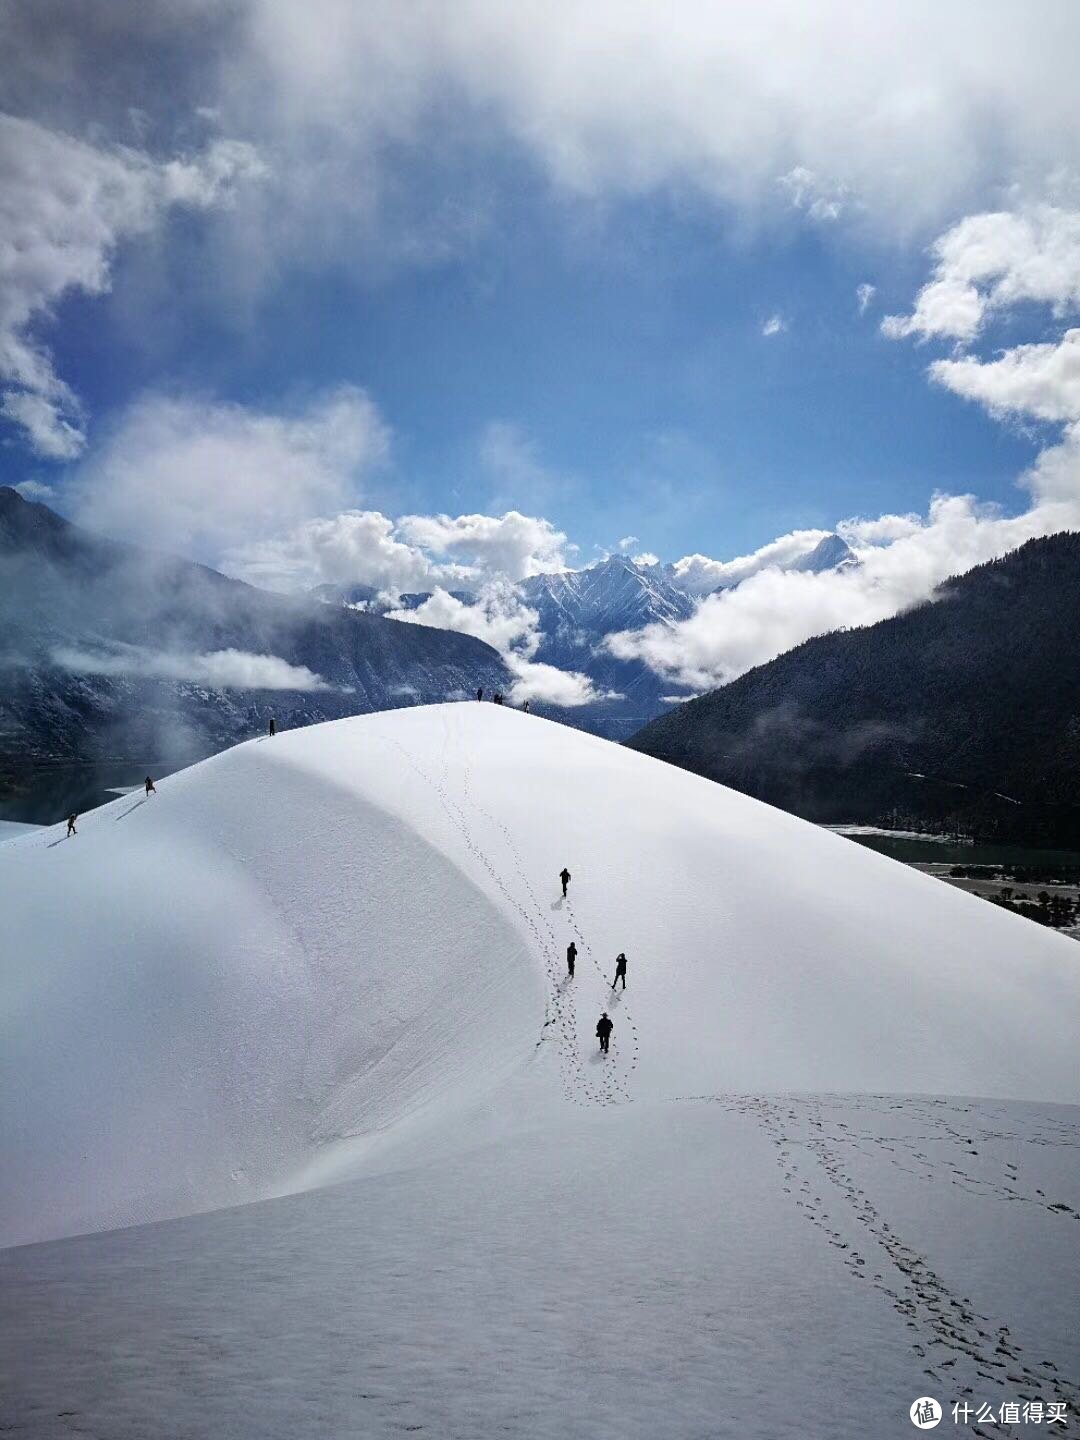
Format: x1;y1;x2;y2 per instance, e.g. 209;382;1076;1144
51;644;337;691
386;580;610;706
930;329;1080;424
70;386;387;565
881;207;1080;343
761;312;786;337
0;113;263;458
227;510;464;596
856;282;876;314
669;531;832;596
397;509;568;580
386;583;540;656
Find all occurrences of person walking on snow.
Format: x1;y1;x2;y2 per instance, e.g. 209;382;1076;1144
476;687;483;701
66;813;77;837
144;776;156;796
522;699;530;713
268;715;276;737
559;866;571;897
566;940;577;978
596;1011;613;1053
612;952;627;990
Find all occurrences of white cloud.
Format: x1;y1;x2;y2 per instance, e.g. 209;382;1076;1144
632;551;659;567
881;207;1080;343
670;531;832;596
0;113;263;458
930;329;1080;424
12;478;55;502
617;535;639;551
397;509;568;580
386;580;610;706
386;583;540;656
856;282;876;314
777;166;847;222
612;200;1080;691
505;656;611;708
228;510;464;595
761;312;786;337
229;1;1080;238
51;644;337;691
70;386;387;565
836;512;922;545
609;492;1075;690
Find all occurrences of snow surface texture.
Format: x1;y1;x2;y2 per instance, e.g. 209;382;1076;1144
2;704;1080;1437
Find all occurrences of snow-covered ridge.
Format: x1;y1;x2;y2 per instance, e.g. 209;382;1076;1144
2;702;1078;1249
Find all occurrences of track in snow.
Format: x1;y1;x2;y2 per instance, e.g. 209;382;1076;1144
380;712;626;1110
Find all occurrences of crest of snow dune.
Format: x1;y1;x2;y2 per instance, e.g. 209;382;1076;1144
52;644;340;692
2;703;1077;1246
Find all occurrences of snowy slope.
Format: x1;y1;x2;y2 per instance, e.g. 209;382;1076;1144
3;703;1080;1439
2;702;1078;1250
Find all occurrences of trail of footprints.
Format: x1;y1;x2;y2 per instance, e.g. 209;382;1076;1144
389;722;634;1109
684;1093;1080;1438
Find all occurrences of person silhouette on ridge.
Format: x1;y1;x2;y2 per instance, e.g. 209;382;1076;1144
596;1011;613;1053
66;813;77;837
476;687;483;701
560;866;571;897
612;952;627;990
566;940;577;978
268;715;276;737
144;776;156;796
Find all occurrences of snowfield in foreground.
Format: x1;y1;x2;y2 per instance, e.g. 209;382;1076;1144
2;704;1079;1438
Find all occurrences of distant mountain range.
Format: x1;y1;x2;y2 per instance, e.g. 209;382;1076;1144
0;486;510;785
628;532;1080;847
315;537;857;738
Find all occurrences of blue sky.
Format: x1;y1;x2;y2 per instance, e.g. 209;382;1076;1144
3;2;1079;692
25;173;1038;563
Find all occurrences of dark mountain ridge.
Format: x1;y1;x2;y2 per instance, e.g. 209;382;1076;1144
628;533;1080;846
0;487;511;784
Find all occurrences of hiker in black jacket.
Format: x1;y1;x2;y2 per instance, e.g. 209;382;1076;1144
596;1012;613;1053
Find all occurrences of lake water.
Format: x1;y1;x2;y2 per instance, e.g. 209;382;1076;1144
0;760;189;826
839;830;1080;870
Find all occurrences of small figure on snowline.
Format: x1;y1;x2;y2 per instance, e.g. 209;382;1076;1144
66;813;77;837
522;699;530;713
596;1011;613;1053
612;952;627;990
476;686;484;701
268;715;276;737
566;940;577;978
559;866;571;897
144;776;156;796
493;692;504;705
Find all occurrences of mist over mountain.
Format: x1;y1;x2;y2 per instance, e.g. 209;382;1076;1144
628;532;1080;847
0;487;510;783
312;540;857;738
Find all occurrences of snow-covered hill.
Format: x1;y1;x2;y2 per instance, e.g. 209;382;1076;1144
3;704;1079;1437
